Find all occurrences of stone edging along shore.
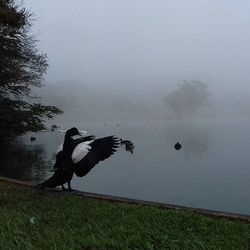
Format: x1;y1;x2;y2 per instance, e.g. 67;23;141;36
1;176;250;222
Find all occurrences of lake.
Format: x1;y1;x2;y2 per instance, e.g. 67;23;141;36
1;117;250;215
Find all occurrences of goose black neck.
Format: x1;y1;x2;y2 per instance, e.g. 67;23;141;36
63;127;80;156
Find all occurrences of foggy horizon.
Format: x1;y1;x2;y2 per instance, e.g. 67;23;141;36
24;0;250;121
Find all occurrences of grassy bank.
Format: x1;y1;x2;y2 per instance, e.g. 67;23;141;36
0;181;250;249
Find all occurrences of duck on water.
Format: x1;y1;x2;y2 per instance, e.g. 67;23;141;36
174;142;182;150
37;127;120;191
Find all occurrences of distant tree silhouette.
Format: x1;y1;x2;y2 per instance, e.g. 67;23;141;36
0;0;62;139
163;80;210;116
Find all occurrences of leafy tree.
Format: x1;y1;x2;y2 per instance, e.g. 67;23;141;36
0;0;62;138
163;80;210;116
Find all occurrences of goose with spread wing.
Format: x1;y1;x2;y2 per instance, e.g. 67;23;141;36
37;127;120;191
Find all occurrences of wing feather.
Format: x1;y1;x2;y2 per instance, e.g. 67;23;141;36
74;136;119;177
56;135;95;155
71;141;93;164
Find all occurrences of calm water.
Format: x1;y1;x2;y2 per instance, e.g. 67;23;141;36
1;117;250;215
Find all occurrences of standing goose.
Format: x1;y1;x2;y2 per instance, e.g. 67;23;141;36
37;127;120;191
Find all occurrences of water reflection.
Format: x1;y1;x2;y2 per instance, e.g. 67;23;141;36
0;138;52;182
167;123;211;157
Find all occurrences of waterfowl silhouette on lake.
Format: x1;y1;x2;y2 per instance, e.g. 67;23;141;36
37;127;120;191
120;139;135;154
174;142;182;150
50;124;58;132
30;137;36;142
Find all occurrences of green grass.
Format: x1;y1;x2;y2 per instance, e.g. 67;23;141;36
0;181;250;250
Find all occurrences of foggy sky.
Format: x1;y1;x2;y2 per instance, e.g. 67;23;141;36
24;0;250;119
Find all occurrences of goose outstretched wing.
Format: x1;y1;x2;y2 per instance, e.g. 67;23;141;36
73;136;120;177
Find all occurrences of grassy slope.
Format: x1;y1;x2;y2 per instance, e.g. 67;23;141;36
0;181;250;250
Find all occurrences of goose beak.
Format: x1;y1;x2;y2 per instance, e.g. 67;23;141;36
58;129;66;133
79;130;88;135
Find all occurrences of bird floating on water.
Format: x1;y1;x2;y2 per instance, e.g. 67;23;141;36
174;142;182;150
37;127;120;191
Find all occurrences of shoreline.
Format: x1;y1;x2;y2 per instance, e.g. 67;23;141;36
1;176;249;222
1;177;250;249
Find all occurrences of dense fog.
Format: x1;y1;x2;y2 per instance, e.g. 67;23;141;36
25;0;250;123
3;0;250;215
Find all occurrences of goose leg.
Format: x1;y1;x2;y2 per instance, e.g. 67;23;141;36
62;184;66;191
68;181;72;191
